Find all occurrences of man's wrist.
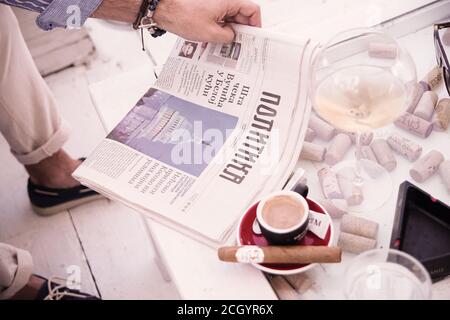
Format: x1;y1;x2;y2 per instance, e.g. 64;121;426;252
152;0;173;30
91;0;143;24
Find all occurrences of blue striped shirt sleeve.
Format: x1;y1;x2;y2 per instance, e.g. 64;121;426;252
1;0;103;30
1;0;51;13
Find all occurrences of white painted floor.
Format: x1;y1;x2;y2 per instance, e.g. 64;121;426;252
0;20;179;299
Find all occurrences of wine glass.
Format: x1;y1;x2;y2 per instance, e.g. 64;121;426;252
311;28;417;212
345;249;432;300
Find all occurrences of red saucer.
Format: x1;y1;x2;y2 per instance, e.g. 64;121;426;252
237;197;333;275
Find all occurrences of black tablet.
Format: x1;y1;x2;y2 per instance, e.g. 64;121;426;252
391;181;450;282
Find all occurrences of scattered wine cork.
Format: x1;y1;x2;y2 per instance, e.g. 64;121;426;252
421;66;443;91
269;276;299;300
317;166;344;199
368;42;397;59
325;133;352;165
356;145;378;163
337;131;374;146
405;82;428;113
371;139;397;171
338;232;377;254
300;142;326;162
317;198;348;219
337;168;364;206
308;114;336;141
358;132;374;146
305;128;317;142
439;160;450;193
394;112;434;138
413;91;438;121
285;274;314;294
340;214;379;239
432;98;450;131
410;150;444;182
387;134;423;162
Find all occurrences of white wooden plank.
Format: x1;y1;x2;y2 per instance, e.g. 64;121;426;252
83;20;154;84
44;66;106;156
27;29;91;58
69;200;179;299
33;38;95;76
14;8;96;76
0;136;98;296
147;220;278;300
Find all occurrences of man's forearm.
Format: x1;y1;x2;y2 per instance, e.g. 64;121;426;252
91;0;142;23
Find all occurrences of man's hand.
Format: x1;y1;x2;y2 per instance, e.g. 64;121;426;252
153;0;261;43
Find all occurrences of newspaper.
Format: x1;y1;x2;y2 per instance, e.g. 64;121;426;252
73;24;314;248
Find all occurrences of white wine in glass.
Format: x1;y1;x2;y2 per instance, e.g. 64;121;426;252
311;29;416;212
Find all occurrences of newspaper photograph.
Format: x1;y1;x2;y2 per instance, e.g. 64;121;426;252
73;24;314;247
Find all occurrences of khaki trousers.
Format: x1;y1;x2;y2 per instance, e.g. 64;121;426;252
0;4;70;165
0;243;33;299
1;5;70;299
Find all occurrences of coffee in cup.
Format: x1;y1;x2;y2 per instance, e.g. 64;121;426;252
256;191;309;245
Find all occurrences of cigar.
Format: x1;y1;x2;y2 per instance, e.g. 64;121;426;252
218;246;342;264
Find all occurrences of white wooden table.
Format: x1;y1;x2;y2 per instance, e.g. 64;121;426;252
87;0;450;299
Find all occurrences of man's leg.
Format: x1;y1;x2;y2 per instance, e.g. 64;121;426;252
0;5;80;186
0;243;33;299
0;5;101;215
0;243;99;300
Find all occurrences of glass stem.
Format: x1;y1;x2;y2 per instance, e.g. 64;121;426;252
354;131;364;186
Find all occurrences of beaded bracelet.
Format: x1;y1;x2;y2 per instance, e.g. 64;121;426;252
133;0;166;49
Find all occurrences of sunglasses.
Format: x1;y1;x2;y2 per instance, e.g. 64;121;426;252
434;22;450;95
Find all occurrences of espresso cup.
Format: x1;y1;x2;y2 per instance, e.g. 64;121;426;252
256;191;310;245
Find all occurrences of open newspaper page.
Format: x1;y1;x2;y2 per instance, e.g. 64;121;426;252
73;25;314;247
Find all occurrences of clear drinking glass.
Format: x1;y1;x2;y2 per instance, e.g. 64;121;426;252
311;29;417;212
345;249;432;300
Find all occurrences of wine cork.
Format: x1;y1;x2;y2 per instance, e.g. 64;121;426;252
368;42;397;59
317;198;347;219
432;98;450;131
317;166;344;199
387;134;423;162
421;66;443;91
285;274;314;294
394;112;434;138
337;131;374;146
269;276;299;300
338;232;377;254
439;160;450;193
305;128;316;142
340;214;379;239
356;146;378;163
410;150;444;182
371;139;397;171
218;246;342;264
325;133;352;165
308;114;336;141
300;142;326;162
413;91;438;121
405;82;428;113
337;168;364;206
